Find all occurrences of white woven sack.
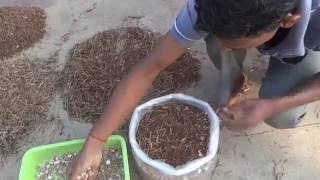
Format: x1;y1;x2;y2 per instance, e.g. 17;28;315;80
129;93;220;179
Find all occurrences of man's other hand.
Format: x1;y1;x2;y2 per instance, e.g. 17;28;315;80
218;99;275;131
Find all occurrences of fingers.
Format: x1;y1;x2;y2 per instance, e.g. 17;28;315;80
217;107;234;124
217;107;247;131
69;157;98;180
69;167;97;180
69;141;104;180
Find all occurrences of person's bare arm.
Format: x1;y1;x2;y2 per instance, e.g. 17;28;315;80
69;32;186;179
219;72;320;130
91;33;186;141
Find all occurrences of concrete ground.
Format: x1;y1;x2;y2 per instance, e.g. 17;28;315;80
0;0;319;179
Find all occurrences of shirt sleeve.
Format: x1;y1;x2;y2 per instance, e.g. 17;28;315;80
169;0;207;47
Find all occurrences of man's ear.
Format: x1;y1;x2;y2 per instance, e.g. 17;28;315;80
280;13;301;28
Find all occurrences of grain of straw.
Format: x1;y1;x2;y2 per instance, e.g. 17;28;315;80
62;27;201;123
0;59;57;162
136;102;210;167
0;7;46;60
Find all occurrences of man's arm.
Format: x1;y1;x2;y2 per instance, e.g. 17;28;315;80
218;72;320;131
69;32;186;179
90;33;186;140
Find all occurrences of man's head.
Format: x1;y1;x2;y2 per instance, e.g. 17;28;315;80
195;0;300;49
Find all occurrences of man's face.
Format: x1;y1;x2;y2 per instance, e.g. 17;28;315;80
217;29;278;50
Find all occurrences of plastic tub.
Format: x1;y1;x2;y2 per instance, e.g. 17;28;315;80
19;135;130;180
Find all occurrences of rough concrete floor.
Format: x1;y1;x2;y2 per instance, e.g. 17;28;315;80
0;0;319;179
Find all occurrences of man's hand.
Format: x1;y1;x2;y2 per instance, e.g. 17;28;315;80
218;99;275;131
69;136;105;180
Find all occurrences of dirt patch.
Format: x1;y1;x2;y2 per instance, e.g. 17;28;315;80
136;102;210;167
233;76;259;105
0;7;46;60
0;59;57;161
62;27;201;123
37;147;123;180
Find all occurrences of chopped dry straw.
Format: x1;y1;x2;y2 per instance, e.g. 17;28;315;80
62;27;201;123
136;102;210;167
0;7;46;60
0;59;57;161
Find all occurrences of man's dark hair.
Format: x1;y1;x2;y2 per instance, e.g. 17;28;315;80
195;0;298;39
